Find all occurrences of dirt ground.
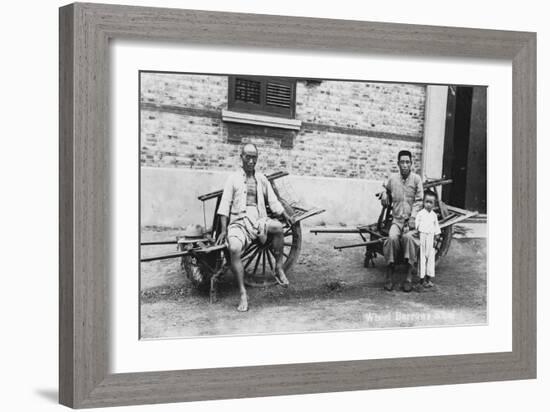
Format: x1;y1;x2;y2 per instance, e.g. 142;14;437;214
140;225;487;338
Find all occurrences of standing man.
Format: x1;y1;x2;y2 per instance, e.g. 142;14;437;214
380;150;424;292
216;143;294;311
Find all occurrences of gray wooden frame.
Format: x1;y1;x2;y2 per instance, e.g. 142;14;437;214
59;2;536;408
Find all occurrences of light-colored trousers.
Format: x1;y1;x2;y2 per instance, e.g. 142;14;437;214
383;223;418;265
419;232;435;278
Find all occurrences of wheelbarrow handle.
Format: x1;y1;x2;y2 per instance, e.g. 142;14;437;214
333;238;385;250
140;244;226;262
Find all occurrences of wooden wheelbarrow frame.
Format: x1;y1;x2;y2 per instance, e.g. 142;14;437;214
311;178;479;268
141;171;325;301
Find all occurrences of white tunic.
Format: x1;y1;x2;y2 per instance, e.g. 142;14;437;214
415;209;441;235
415;208;441;278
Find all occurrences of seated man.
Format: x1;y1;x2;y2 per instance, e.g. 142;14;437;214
380;150;423;292
216;143;294;311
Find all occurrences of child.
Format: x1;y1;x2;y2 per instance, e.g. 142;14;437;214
415;190;441;287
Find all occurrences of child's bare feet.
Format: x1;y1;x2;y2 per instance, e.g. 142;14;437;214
423;276;434;288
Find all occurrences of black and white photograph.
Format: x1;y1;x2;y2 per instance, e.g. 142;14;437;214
2;0;544;410
139;72;487;339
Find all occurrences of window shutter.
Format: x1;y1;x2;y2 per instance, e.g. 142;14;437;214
234;78;261;104
266;82;292;108
228;76;296;118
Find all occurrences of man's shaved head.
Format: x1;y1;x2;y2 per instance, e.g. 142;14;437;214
240;143;258;174
241;143;258;156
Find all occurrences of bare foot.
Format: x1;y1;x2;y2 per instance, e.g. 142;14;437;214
237;293;248;312
274;267;290;288
424;276;434;288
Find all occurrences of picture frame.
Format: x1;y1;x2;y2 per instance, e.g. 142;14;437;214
59;2;536;408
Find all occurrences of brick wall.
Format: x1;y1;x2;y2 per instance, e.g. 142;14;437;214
296;81;425;138
140;73;425;180
141;73;228;111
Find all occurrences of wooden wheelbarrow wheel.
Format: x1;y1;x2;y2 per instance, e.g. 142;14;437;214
243;199;302;287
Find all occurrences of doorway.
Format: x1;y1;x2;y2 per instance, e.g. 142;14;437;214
441;86;487;213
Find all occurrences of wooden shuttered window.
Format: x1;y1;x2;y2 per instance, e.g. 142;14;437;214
228;76;296;118
234;78;261;104
266;82;292;109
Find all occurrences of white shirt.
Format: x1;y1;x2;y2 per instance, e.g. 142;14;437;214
415;208;441;235
217;169;284;221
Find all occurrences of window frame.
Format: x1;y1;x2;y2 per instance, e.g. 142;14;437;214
228;75;297;119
